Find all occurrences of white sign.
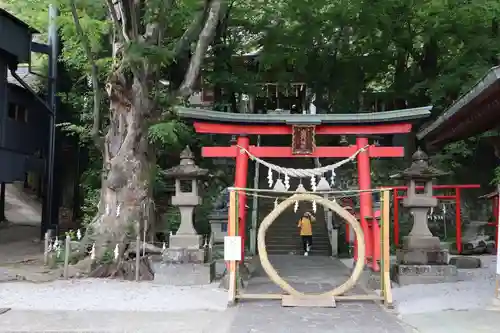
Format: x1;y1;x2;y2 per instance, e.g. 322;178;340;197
224;236;242;261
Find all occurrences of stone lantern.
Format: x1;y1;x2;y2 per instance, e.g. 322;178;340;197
155;146;215;285
164;146;208;249
392;148;457;285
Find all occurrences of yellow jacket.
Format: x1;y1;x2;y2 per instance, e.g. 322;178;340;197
298;217;314;236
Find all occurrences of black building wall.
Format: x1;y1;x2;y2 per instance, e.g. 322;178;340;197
0;76;49;183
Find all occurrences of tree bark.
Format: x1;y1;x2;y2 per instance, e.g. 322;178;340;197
80;0;226;278
89;71;154;259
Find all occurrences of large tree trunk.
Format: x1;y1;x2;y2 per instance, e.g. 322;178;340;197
79;0;225;278
91;70;154;262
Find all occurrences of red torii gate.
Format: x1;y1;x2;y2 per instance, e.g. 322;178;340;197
193;121;412;271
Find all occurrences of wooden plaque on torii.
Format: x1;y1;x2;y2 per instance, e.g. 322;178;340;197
292;125;316;155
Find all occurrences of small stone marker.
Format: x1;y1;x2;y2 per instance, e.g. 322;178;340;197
282;295;336;308
224;236;242;261
449;256;481;269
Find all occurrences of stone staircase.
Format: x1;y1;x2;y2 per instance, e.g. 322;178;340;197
255;138;331;256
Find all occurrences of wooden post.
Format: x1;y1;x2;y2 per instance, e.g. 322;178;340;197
63;235;71;279
135;221;141;282
381;190;393;308
495;185;500;299
455;188;462;254
44;231;50;265
228;190;237;305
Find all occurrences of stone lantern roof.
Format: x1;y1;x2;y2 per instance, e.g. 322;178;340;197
163;146;208;178
396;148;448;180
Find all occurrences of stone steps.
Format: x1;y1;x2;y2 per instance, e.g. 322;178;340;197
255;150;331;256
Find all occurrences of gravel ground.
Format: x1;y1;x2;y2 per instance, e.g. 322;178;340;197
392;255;497;315
0;279;228;312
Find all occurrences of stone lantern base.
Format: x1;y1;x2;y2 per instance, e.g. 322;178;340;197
152;247;215;286
152;234;215;286
392;235;457;286
391;264;458;286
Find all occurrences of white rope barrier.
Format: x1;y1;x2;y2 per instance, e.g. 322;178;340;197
236;145;369;178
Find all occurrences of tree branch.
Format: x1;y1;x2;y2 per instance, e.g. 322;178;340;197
69;0;102;149
127;0;140;40
178;0;226;98
105;0;130;43
172;1;210;59
143;0;175;43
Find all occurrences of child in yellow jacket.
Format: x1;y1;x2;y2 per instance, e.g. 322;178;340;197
298;212;315;256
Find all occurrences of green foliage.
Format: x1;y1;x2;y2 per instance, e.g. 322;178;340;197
7;0;500;236
148;120;194;148
492;166;500;185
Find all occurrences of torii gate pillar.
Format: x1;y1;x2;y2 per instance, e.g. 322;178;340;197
356;137;378;271
235;135;250;261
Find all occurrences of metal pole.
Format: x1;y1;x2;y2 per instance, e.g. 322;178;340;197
41;4;58;239
249;135;260;255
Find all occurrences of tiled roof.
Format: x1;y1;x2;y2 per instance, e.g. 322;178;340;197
176;106;432;124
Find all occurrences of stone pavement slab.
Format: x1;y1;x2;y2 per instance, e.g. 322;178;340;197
228;255;413;333
0;309;233;333
401;309;500;333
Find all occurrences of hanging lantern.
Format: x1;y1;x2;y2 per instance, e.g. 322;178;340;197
273;178;287;192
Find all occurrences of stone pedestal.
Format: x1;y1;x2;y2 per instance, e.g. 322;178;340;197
393;241;457;285
169;234;202;249
396;248;449;265
391;264;458;286
393;240;457;285
153;261;215;286
163;248;206;264
153;247;215;285
402;234;440;250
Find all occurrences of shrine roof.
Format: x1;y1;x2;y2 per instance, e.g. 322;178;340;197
176;106;432;125
417;66;500;147
0;8;39;33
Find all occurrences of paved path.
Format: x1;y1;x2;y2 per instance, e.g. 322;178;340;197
228;255;413;333
0;309;233;333
402;309;500;333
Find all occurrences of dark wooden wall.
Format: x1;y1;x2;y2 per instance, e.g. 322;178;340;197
0;68;48;182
